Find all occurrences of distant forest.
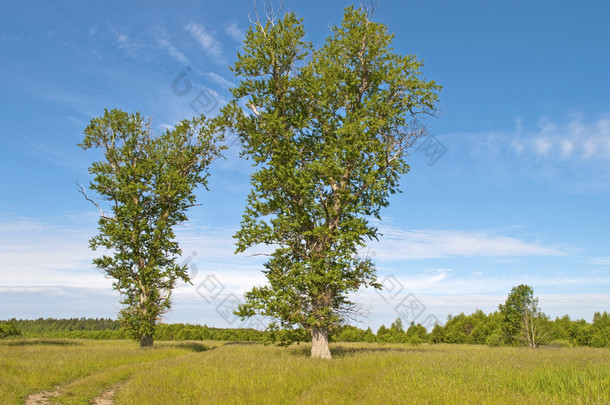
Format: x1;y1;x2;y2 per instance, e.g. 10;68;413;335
2;310;609;348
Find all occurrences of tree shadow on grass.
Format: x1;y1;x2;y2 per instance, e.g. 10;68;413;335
170;342;210;352
222;341;262;346
1;338;84;346
331;345;431;357
288;344;433;358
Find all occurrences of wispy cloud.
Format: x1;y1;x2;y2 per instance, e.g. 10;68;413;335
0;214;605;325
225;22;245;43
512;115;610;161
373;270;610;299
442;113;610;192
204;71;235;88
156;32;189;64
369;226;566;261
591;257;610;265
185;22;225;64
113;31;138;57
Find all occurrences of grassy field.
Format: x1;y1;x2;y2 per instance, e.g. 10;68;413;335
1;339;608;404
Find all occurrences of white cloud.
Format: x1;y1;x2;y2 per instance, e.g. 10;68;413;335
439;113;610;192
185;22;225;63
511;115;610;162
205;71;235;88
113;31;137;56
368;227;566;261
225;22;245;43
1;214;605;326
343;290;610;329
157;33;189;64
374;270;610;299
591;257;610;265
0;215;105;288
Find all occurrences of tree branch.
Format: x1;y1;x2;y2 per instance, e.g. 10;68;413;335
75;181;117;221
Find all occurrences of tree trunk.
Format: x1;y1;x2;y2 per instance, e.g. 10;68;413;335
140;334;153;348
311;328;331;359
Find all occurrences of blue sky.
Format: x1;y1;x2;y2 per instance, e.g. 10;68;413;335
1;0;609;330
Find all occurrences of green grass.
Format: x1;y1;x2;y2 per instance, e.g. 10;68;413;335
0;339;218;405
2;339;608;404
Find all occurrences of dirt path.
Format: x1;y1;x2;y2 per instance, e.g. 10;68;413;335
24;384;120;405
91;385;120;405
24;389;59;405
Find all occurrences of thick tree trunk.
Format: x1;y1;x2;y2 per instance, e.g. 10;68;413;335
311;328;331;359
140;334;153;348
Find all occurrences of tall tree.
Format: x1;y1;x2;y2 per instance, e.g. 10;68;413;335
499;284;548;348
79;109;222;347
224;7;440;358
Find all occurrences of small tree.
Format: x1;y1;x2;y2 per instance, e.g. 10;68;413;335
499;284;548;348
225;6;439;358
79;109;222;347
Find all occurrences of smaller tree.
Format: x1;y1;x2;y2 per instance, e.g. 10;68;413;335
79;109;222;347
499;284;549;348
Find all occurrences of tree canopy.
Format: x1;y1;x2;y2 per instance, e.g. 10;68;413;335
224;6;440;358
79;109;222;347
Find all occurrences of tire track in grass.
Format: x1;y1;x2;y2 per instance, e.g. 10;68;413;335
24;388;60;405
23;342;219;405
91;383;124;405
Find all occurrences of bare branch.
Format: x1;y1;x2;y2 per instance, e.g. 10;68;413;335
248;252;272;257
75;181;117;221
249;0;260;25
360;0;379;20
248;103;262;118
250;0;284;26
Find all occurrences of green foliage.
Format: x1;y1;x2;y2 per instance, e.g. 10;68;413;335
79;109;222;346
263;323;311;346
499;284;550;348
443;313;474;344
485;328;506;347
429;323;445;343
0;320;20;338
9;318;126;339
376;318;408;343
224;6;440;350
590;311;610;347
551;314;594;346
406;322;429;344
548;339;572;348
7;318;266;342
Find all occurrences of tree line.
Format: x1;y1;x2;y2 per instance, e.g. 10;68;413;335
0;318;264;342
334;310;610;348
3;310;608;348
336;285;610;348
